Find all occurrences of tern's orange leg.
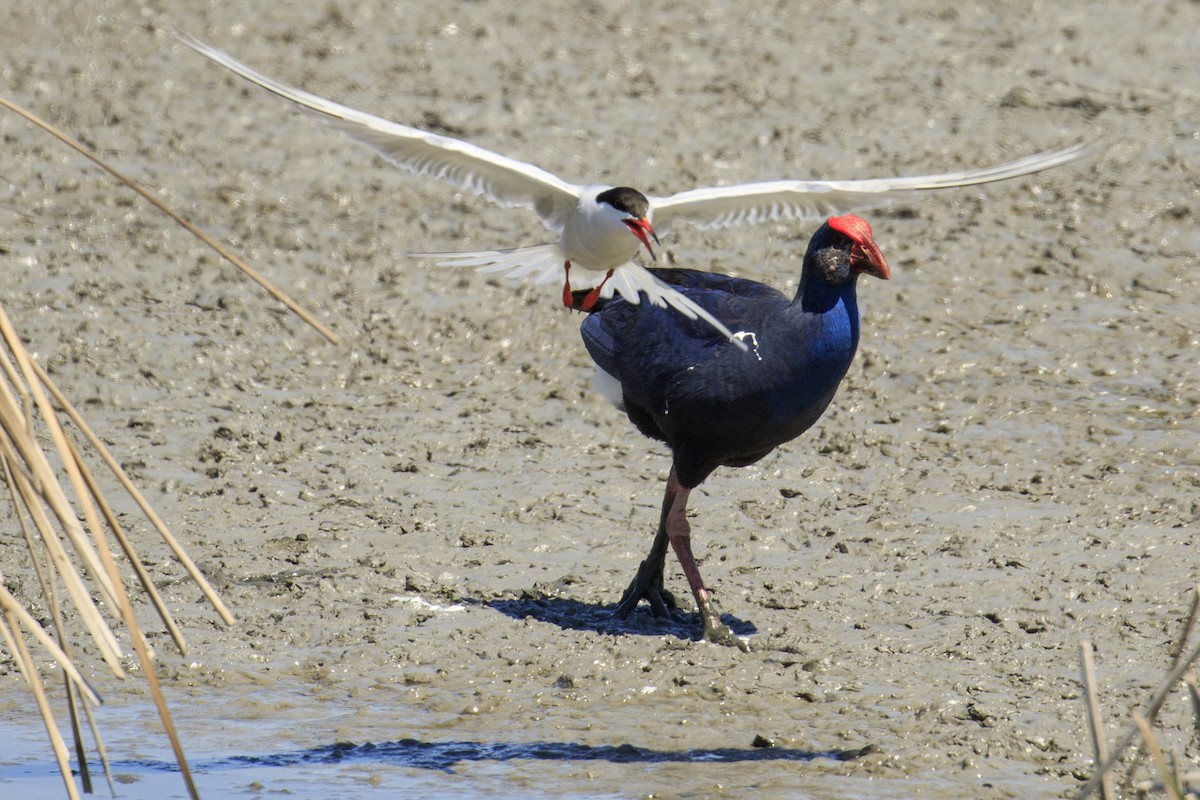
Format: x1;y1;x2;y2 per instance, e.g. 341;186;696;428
581;269;615;311
561;261;573;308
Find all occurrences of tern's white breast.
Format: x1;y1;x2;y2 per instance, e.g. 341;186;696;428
559;187;643;270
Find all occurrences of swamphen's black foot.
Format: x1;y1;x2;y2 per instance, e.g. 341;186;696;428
614;556;678;619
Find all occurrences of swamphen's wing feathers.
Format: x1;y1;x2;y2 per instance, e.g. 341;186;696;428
581;269;790;438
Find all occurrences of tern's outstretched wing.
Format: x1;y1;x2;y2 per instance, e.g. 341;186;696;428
180;34;581;232
648;141;1099;233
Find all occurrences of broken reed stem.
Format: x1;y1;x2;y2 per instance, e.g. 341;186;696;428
1170;585;1200;670
0;352;122;619
1079;641;1114;800
0;583;100;706
1131;710;1183;800
0;94;338;345
0;609;82;800
29;356;236;626
19;367;206;798
1;441;126;674
1076;630;1200;798
64;674;93;795
3;306;221;796
1171;748;1188;798
116;593;201;800
81;695;117;798
63;433;189;654
1183;672;1200;737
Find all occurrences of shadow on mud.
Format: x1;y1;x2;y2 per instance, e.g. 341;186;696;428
99;739;878;775
483;596;758;640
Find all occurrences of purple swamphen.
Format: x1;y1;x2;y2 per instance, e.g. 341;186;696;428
579;214;890;647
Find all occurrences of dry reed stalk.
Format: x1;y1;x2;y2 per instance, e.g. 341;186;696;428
80;696;116;797
0;582;101;706
1170;748;1188;797
0;609;81;800
1;305;207;798
1182;671;1200;738
0;95;339;345
1079;640;1114;800
1076;594;1200;799
1131;710;1183;800
7;452;109;795
31;357;235;628
0;270;220;798
1170;585;1200;669
0;75;340;797
0;336;127;675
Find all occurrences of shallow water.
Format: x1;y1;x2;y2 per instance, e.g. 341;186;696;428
2;1;1199;798
0;690;890;800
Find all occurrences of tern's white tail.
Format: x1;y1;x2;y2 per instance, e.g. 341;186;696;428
411;246;746;351
603;264;744;350
413;244;565;284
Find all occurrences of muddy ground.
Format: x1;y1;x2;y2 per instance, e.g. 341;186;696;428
2;1;1198;797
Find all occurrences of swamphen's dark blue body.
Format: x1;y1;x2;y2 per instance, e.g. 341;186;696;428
580;215;889;646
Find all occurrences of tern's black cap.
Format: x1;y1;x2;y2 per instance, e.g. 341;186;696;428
596;187;650;218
